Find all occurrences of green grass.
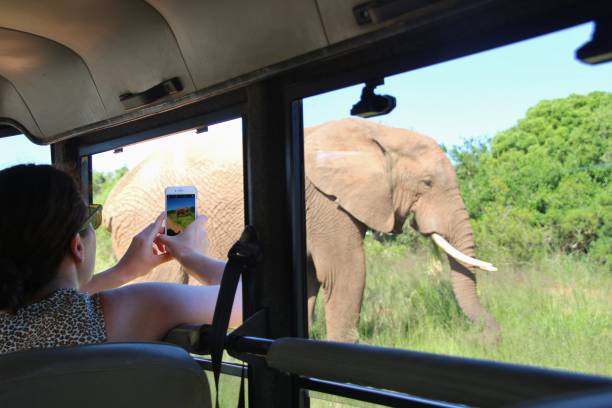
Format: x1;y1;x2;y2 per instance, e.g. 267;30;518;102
94;226;116;273
204;370;247;407
167;208;196;234
94;217;611;406
311;237;612;378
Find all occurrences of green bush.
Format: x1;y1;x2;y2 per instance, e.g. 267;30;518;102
451;92;611;265
471;206;552;262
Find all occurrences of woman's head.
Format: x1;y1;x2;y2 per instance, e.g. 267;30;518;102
0;164;91;311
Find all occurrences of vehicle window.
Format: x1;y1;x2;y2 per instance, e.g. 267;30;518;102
91;119;245;275
302;22;612;378
0;134;51;170
89;119;247;400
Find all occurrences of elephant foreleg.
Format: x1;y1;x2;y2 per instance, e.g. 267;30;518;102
319;249;365;343
311;213;366;343
306;182;366;342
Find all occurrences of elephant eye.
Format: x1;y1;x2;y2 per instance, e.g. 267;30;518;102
422;178;433;188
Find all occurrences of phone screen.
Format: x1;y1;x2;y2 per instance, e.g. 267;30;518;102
166;194;196;236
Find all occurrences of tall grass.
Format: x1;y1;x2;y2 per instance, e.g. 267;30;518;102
311;237;612;377
94;227;116;273
93;209;610;405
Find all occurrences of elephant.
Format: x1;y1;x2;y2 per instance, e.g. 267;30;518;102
103;118;500;342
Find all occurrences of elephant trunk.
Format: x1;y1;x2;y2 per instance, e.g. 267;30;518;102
446;206;500;337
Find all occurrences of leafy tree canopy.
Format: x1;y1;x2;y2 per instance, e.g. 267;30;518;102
451;92;611;264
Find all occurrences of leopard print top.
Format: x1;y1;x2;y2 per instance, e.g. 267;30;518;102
0;288;106;354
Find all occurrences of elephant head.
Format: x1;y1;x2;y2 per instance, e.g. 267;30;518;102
305;118;500;337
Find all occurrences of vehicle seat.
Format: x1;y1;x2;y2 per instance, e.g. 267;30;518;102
0;342;211;408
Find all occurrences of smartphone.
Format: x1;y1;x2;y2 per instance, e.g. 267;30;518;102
165;186;197;236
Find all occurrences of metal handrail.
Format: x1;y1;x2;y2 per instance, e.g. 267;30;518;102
164;324;612;407
266;338;612;407
192;357;245;377
301;377;461;408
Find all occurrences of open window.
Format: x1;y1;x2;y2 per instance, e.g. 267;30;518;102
83;116;247;405
87;119;245;276
300;22;612;380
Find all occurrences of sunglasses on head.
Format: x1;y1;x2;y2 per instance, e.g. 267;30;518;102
80;204;103;233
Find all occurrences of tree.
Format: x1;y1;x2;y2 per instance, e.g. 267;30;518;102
452;92;611;264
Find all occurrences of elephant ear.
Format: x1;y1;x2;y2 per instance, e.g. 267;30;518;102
305;119;395;233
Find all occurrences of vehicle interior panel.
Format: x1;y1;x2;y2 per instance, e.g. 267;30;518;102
1;0;607;145
0;0;195;118
0;75;41;137
144;0;328;89
0;28;105;138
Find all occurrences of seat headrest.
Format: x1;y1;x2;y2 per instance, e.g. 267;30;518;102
0;342;211;408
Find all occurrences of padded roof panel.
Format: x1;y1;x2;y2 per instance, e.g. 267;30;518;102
145;0;327;89
0;28;105;137
0;0;195;120
0;75;41;137
1;1;599;143
316;0;468;44
317;0;393;44
0;0;337;143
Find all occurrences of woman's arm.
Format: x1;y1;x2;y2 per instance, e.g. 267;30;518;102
172;253;226;285
81;265;135;294
81;214;172;294
158;215;227;285
97;213;243;342
99;281;242;342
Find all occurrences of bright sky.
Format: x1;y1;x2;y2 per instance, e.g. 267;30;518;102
92;119;243;172
0;22;610;172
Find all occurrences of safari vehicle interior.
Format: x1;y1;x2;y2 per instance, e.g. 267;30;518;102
1;1;612;407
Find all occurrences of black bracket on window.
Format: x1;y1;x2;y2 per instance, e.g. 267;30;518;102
350;79;396;118
119;77;183;110
353;0;436;25
226;309;270;363
576;18;612;65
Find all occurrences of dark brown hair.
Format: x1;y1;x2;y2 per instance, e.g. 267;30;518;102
0;165;87;312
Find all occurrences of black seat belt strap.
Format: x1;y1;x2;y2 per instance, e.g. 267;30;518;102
209;226;261;408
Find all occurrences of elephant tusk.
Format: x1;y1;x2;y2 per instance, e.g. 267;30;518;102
431;233;498;272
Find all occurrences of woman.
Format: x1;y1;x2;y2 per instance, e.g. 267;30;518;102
0;164;241;354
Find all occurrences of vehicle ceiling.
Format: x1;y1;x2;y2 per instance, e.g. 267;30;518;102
0;0;402;144
1;1;607;145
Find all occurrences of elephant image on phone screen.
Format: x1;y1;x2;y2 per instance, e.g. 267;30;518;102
103;118;499;343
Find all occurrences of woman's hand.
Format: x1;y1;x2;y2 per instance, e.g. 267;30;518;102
157;215;226;285
116;213;174;281
157;214;209;264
